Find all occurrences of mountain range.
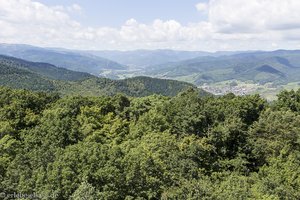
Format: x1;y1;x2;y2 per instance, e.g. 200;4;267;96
145;50;300;85
0;44;126;75
85;49;240;69
1;43;300;98
0;54;208;97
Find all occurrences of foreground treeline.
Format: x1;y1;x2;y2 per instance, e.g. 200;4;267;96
0;87;300;199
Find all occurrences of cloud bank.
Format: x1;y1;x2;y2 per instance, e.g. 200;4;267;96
1;0;300;51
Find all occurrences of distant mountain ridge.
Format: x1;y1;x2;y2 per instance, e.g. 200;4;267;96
86;49;252;69
0;55;209;97
145;50;300;85
0;55;93;81
0;44;127;75
2;43;300;88
87;49;213;68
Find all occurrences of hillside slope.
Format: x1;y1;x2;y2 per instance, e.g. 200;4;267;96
145;50;300;85
0;55;93;81
0;55;208;97
0;44;126;75
57;76;209;97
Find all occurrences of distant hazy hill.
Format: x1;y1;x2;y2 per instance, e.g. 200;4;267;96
0;55;208;97
145;50;300;85
0;55;93;81
0;44;126;75
87;49;215;69
87;49;249;69
5;43;300;88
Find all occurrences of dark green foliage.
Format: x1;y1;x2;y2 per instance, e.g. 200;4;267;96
0;61;57;91
54;76;209;97
118;76;207;97
275;89;300;112
0;87;300;199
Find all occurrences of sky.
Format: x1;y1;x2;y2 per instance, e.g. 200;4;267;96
1;0;300;51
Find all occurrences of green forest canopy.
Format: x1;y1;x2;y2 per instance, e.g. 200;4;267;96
0;86;300;199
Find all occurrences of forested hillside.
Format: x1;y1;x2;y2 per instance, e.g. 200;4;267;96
54;76;209;97
0;55;93;81
0;87;300;199
0;61;56;91
0;55;206;97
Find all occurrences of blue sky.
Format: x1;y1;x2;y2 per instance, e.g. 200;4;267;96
1;0;300;51
38;0;208;27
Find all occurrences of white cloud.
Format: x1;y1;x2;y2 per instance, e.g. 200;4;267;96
0;0;300;51
208;0;300;33
196;2;208;12
202;0;300;49
0;0;215;50
51;3;82;14
67;4;82;13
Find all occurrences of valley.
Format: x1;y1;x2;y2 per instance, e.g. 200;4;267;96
1;43;300;100
0;54;208;97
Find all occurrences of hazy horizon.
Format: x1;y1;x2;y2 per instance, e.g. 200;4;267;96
2;42;300;54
